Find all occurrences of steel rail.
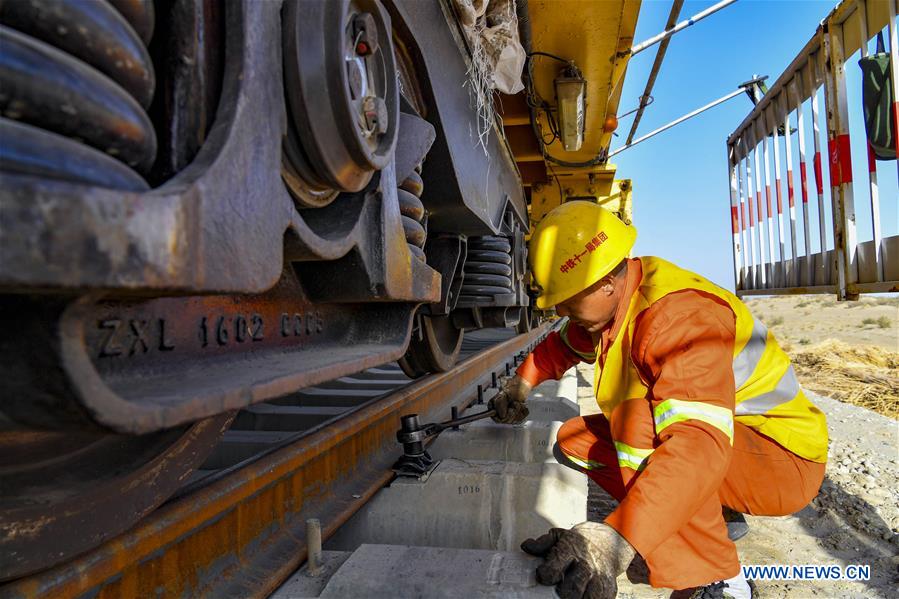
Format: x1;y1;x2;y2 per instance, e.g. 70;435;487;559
2;323;550;599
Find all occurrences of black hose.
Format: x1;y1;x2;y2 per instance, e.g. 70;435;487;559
516;0;532;54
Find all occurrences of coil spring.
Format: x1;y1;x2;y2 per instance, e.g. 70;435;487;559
458;235;514;305
0;0;157;191
398;164;427;261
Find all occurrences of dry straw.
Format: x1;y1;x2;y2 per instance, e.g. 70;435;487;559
790;339;899;420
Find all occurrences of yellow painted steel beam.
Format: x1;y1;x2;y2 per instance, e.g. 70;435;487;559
527;0;641;162
502;0;642;225
530;176;633;228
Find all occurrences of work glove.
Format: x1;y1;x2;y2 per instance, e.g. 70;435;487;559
521;522;636;599
488;374;532;424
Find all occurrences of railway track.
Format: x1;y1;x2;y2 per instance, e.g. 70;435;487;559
2;324;551;599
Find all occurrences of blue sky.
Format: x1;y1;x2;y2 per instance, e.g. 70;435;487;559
613;0;898;291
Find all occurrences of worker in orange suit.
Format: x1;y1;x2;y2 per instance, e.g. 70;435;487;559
488;202;828;599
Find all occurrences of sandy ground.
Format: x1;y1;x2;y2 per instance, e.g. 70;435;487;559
743;295;898;352
571;309;899;598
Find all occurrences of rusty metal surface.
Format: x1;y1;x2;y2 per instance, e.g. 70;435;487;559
385;0;527;237
194;364;412;475
0;0;155;108
0;25;157;172
0;324;548;599
108;0;156;45
148;0;224;183
282;0;399;193
0;412;234;582
0;262;431;433
0;0;550;441
0;0;438;299
0;118;149;191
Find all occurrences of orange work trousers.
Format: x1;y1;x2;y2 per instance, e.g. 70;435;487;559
556;414;826;589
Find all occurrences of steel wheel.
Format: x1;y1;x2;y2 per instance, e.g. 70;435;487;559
398;314;464;378
0;413;233;581
515;305;533;334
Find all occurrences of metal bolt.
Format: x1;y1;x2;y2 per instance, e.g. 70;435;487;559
477;384;484;404
451;406;460;430
306;519;322;577
352;13;378;55
363;96;388;135
492;372;498;388
399;414;425;457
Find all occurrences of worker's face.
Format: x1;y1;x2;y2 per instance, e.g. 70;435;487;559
554;275;622;334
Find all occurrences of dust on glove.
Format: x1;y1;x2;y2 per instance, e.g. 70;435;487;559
488;374;533;424
521;522;636;599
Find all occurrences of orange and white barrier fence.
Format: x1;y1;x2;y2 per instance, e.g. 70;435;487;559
727;0;898;299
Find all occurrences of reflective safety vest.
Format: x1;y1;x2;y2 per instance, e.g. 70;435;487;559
592;257;828;463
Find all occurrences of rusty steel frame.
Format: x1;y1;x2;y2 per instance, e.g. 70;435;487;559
2;323;550;599
0;0;544;436
821;22;860;300
0;0;436;296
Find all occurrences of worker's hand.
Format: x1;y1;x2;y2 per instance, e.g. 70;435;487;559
520;522;636;599
488;374;532;424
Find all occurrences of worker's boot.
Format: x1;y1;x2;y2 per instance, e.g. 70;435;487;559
723;506;750;542
670;572;755;599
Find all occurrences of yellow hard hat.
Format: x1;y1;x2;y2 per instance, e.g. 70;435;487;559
529;202;636;309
